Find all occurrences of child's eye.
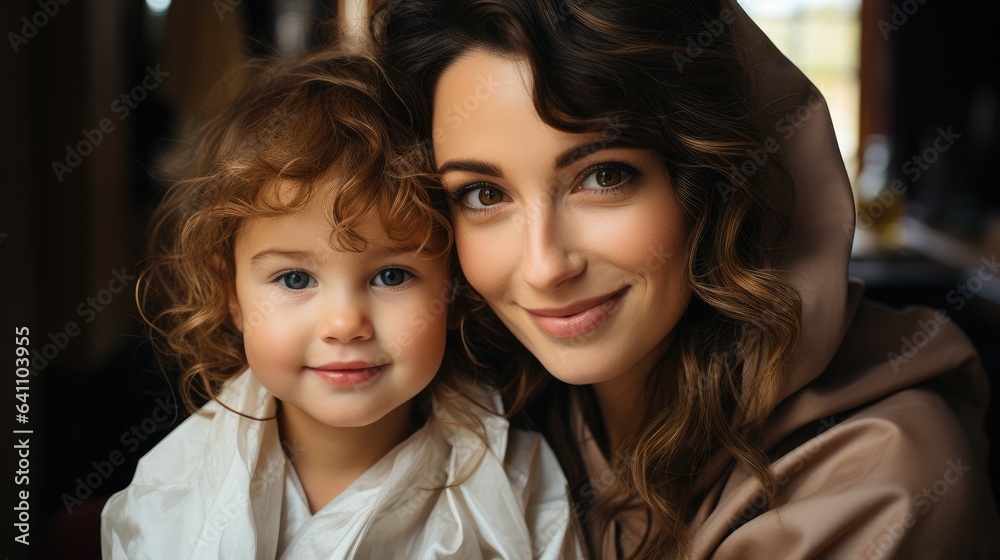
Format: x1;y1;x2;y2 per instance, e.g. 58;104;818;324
276;271;316;290
371;268;414;288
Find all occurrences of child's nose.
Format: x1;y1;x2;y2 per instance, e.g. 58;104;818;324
319;302;374;343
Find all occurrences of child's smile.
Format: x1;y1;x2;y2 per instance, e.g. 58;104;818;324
306;361;388;388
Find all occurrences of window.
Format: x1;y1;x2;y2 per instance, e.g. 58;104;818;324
742;0;862;181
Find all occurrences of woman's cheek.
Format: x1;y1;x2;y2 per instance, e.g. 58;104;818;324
455;223;513;304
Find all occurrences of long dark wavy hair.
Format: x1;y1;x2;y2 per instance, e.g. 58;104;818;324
369;1;802;557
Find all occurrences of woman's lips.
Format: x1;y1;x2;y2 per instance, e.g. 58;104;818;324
524;288;628;339
307;362;387;387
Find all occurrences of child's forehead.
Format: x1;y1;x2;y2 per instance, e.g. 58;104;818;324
240;180;444;256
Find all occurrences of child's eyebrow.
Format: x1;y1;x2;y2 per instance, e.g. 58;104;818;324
249;249;320;265
248;244;433;265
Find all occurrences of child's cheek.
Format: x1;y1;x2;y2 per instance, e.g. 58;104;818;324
243;305;305;374
404;285;449;379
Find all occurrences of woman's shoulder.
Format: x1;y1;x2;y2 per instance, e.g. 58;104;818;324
765;291;992;488
692;387;1000;559
696;295;1000;558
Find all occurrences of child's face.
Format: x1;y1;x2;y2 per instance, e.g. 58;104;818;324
230;187;451;429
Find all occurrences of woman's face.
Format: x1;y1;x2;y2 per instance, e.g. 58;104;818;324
433;50;692;392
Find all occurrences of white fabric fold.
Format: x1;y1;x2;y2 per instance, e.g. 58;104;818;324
101;369;584;559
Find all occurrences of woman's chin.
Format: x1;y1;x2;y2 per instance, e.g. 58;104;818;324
532;351;624;387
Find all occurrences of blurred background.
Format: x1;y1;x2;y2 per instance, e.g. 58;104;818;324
2;0;998;558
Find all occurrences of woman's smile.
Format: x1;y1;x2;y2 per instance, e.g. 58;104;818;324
521;287;629;339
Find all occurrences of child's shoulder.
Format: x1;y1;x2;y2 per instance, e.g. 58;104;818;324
127;399;222;486
102;370;280;558
100;398;222;559
116;370;273;487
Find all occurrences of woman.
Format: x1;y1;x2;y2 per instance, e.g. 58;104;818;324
369;0;1000;557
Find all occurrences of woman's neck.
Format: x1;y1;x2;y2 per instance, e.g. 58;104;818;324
592;335;673;450
277;400;418;514
592;370;646;451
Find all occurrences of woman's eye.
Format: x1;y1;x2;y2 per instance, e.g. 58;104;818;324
277;271;316;290
459;185;505;209
579;163;639;191
595;169;623;187
372;268;413;288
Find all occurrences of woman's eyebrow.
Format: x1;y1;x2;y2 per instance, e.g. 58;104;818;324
554;137;635;170
436;159;503;177
437;137;636;177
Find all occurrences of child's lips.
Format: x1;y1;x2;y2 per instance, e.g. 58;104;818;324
307;361;388;387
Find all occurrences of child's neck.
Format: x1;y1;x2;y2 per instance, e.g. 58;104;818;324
277;400;418;514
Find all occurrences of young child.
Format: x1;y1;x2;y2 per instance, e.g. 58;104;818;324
101;52;582;559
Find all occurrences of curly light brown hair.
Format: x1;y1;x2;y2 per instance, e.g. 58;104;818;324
139;51;458;416
370;0;803;557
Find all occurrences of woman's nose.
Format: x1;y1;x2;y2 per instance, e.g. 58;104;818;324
520;202;586;293
318;298;374;343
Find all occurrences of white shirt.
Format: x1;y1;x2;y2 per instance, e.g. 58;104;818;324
101;369;584;559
